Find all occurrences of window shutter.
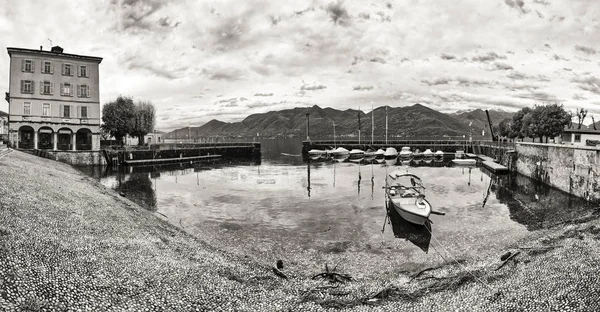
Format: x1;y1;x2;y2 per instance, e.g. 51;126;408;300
20;80;24;92
50;62;54;74
60;104;64;118
86;67;90;78
70;65;74;76
40;81;43;94
31;61;35;72
61;64;65;75
60;83;64;96
86;85;90;97
21;60;25;72
77;106;81;118
31;80;34;93
78;65;81;77
77;84;81;97
50;82;54;95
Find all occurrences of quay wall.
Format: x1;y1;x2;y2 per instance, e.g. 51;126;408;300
29;150;106;166
514;142;600;202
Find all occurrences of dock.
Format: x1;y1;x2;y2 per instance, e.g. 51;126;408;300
123;154;222;166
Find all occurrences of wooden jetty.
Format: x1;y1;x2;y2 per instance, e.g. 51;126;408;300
481;160;509;174
123;154;222;166
104;142;260;166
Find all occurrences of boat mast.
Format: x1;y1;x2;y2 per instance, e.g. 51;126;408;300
385;106;388;145
358;106;361;146
333;122;336;148
371;103;374;145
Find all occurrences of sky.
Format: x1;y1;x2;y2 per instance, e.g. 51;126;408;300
0;0;599;131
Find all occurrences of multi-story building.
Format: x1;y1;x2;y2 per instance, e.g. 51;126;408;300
6;46;102;151
0;110;8;140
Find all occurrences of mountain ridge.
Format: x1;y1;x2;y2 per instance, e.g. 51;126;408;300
165;104;514;140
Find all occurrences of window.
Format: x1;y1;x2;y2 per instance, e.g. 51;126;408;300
61;83;72;96
80;106;88;118
62;63;72;76
23;102;31;115
23;60;34;72
41;81;53;95
574;134;581;142
79;65;88;77
43;61;53;74
20;80;34;94
43;103;50;116
63;105;71;118
78;84;90;98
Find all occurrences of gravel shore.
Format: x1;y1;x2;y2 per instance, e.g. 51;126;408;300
1;150;600;311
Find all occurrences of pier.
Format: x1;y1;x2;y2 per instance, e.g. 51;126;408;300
104;142;260;166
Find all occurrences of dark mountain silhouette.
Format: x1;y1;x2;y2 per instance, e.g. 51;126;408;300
165;104;514;140
451;109;515;139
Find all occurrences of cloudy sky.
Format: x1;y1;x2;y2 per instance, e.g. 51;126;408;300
0;0;599;130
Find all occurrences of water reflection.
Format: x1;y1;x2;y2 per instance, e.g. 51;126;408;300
387;206;432;253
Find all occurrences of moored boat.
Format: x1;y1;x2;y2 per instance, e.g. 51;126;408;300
331;147;349;156
422;149;434;158
385;171;432;225
451;150;476;166
399;146;413;161
349;148;365;159
308;149;326;160
364;148;377;161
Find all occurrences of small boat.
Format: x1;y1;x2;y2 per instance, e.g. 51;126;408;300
383;147;398;159
308;149;326;160
451;150;477;166
331;147;349;157
413;149;423;159
385;171;432;225
349;148;365;160
433;150;444;162
399;146;413;160
364;148;377;161
387;205;432;253
422;149;434;158
375;148;385;158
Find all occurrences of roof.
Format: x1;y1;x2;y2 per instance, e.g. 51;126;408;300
563;128;600;135
7;47;103;63
0;110;8;118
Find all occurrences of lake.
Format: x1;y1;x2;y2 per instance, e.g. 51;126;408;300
78;138;597;277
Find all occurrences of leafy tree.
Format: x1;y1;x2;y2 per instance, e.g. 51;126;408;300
510;107;531;139
130;100;156;145
497;118;512;139
521;106;543;140
101;96;135;145
537;103;570;142
592;115;597;130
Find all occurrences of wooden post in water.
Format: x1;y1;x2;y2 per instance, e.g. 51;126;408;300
306;112;310;141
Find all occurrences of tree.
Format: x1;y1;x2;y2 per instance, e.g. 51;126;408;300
497;118;512;139
536;103;570;142
510;107;531;139
130;100;156;145
101;96;136;145
521;106;543;140
576;108;588;129
592;115;597;130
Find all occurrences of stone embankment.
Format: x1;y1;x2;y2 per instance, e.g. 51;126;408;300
1;151;600;311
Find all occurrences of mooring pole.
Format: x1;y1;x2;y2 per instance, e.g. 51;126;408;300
306;112;310;141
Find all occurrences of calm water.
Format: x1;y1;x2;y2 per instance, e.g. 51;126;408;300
78;138;597;274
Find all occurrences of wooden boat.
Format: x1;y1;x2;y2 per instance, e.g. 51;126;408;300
413;149;423;159
433;150;444;162
385;171;432;225
364;148;377;161
399;146;413;161
383;147;398;166
331;147;349;156
375;148;385;159
422;149;434;158
308;149;326;160
387;204;432;253
349;148;365;160
451;150;476;166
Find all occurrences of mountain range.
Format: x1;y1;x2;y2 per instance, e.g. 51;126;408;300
164;104;515;140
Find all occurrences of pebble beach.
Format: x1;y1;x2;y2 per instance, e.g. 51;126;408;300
1;150;600;311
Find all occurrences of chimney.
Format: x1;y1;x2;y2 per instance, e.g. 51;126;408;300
40;46;43;51
51;46;63;53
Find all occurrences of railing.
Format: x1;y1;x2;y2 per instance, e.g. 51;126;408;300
57;143;71;151
38;142;53;150
76;144;92;151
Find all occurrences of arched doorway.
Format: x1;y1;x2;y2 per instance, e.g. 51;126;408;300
38;127;54;149
57;128;73;150
19;126;34;149
76;128;92;150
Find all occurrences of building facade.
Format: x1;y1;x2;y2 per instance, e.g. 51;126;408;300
6;46;102;151
560;128;600;146
0;110;8;140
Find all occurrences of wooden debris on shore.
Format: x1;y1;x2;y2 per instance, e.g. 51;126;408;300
312;262;352;283
495;251;520;271
272;267;288;279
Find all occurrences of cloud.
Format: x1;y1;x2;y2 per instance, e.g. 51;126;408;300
216;97;240;107
573;94;588;100
267;14;281;26
513;91;559;102
110;0;168;32
127;60;177;79
369;56;386;64
325;1;350;26
157;16;179;28
571;76;600;94
358;12;370;20
504;0;528;14
533;0;549;6
254;92;273;97
300;83;327;91
246;100;287;108
506;72;550;81
421;77;493;87
471;52;507;62
492;62;514;71
575;45;597;55
440;53;456;60
202;66;245;81
552;54;569;61
353;85;374;91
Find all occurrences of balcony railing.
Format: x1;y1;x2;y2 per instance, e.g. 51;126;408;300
76;144;92;151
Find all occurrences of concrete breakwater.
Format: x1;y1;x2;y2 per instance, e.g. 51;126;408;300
511;142;600;202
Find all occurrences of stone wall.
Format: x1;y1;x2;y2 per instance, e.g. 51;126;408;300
515;142;600;202
34;150;106;166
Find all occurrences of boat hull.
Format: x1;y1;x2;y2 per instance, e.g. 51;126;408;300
451;159;477;166
389;199;431;225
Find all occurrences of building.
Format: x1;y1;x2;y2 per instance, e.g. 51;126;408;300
124;131;164;146
0;110;8;140
560;128;600;146
6;46;102;151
